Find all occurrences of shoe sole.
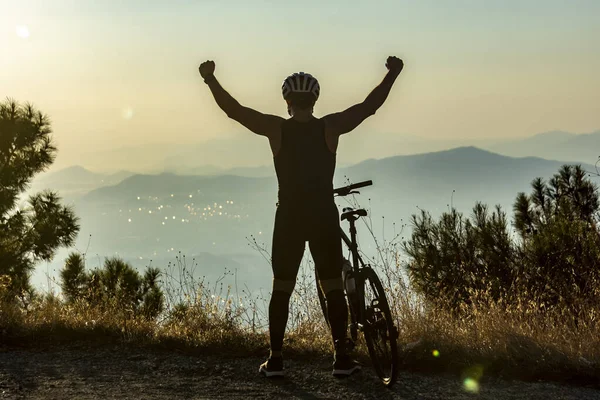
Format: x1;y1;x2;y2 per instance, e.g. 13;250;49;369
259;367;284;378
332;366;362;377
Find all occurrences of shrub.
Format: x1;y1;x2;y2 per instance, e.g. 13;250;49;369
60;252;164;319
403;203;516;311
404;164;600;314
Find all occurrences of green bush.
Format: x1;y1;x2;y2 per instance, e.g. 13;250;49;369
404;164;600;313
60;252;164;319
403;203;515;311
513;166;600;312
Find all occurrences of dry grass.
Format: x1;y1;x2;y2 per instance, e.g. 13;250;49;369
1;247;600;386
0;256;332;359
394;291;600;383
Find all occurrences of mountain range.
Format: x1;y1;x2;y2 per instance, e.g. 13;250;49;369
489;130;600;165
45;128;599;182
33;145;596;293
34;147;594;285
31;166;135;198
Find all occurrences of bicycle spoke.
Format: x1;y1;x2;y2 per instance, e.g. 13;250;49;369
369;316;392;373
361;268;399;386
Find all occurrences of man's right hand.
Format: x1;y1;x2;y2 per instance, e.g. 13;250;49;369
385;56;404;75
199;60;216;79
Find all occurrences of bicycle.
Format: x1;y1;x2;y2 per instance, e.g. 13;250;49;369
316;179;399;386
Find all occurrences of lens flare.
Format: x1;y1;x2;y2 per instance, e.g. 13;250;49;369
15;25;30;39
463;378;479;393
122;107;134;120
432;349;440;357
462;364;484;394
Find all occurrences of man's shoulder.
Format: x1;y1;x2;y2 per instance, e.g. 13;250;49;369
283;116;325;125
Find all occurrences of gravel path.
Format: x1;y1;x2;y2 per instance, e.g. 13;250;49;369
0;345;599;399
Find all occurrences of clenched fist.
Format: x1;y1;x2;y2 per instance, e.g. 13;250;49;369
385;56;404;75
199;60;215;79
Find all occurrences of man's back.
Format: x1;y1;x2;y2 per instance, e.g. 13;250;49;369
274;117;335;206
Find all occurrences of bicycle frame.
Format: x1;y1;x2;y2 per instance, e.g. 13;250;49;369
340;214;373;340
327;180;399;386
316;180;375;337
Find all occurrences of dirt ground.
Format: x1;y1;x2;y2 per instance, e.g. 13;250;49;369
1;344;599;399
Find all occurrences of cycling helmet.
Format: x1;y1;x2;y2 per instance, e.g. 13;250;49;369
281;72;320;101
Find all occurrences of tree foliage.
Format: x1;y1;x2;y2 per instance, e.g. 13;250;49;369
404;203;515;311
0;99;79;298
512;165;600;310
404;164;600;312
60;253;164;319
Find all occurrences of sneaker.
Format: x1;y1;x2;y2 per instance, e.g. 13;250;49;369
332;339;361;377
259;357;284;378
333;353;362;377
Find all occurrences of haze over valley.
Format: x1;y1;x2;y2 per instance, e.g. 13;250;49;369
31;140;598;295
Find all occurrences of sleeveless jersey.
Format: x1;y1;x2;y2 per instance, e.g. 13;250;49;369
273;117;336;206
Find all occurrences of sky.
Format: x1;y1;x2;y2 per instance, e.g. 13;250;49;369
1;0;599;169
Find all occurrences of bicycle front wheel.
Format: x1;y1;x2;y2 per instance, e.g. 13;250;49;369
361;267;399;386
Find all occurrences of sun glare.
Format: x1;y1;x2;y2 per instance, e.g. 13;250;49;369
122;107;134;120
15;25;30;39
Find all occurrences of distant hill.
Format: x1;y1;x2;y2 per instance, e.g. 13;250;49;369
337;146;596;225
40;146;595;294
41;165;103;183
73;132;492;174
30;166;134;199
165;164;275;178
61;127;600;175
343;146;580;188
81;146;595;214
73;146;594;257
83;173;276;206
488;130;600;164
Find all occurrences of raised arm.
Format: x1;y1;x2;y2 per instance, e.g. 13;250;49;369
199;60;283;138
324;56;404;136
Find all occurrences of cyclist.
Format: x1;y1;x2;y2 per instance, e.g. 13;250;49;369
199;56;404;377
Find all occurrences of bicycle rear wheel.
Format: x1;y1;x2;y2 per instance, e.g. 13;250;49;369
361;267;399;386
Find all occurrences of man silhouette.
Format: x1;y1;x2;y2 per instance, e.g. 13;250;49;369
199;56;403;377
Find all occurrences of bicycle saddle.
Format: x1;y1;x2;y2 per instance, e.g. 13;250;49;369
341;207;368;221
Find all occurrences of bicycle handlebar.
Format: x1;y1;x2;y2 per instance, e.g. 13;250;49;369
333;180;373;197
